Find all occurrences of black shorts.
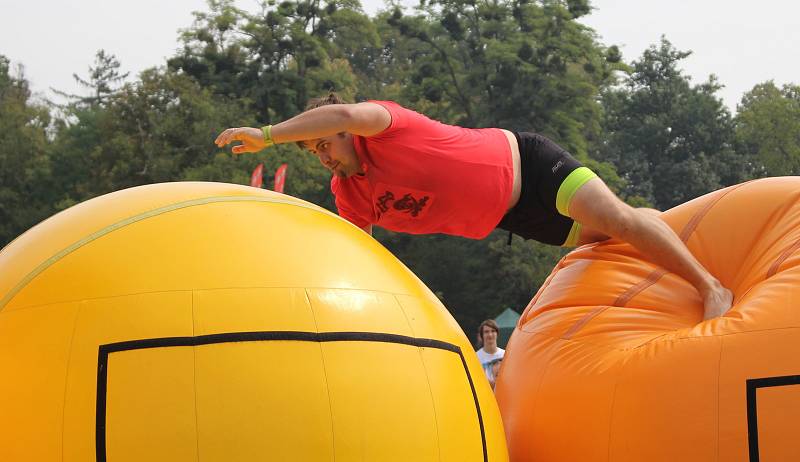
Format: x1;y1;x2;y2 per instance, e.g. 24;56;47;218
497;132;596;246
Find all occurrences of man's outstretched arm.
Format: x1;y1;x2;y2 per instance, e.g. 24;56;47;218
215;102;391;154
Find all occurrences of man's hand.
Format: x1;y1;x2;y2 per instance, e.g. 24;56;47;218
215;127;268;154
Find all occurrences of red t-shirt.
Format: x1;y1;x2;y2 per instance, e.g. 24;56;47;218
331;101;513;239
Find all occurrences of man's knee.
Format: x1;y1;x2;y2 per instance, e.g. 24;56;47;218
569;179;635;238
603;202;642;240
637;207;662;218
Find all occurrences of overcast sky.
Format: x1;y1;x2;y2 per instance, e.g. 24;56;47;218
1;0;797;113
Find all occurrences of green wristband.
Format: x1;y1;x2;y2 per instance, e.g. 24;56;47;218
261;125;275;147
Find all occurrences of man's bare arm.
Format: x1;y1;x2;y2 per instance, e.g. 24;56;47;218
272;102;391;143
215;102;391;154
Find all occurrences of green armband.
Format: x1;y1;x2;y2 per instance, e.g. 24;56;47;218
261;125;275;147
555;167;597;217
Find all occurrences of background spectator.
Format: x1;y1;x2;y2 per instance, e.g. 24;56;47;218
475;319;505;389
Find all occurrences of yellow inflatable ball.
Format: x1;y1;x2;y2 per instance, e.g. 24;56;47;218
0;182;507;462
496;177;800;462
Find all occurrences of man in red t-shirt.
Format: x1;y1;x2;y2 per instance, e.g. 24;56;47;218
215;94;732;320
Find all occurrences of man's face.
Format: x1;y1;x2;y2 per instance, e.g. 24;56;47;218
481;326;498;348
303;133;361;178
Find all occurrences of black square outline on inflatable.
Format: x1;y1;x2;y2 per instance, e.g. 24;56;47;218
95;331;487;462
746;374;800;462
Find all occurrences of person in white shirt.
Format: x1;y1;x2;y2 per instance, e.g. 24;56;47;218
475;319;505;390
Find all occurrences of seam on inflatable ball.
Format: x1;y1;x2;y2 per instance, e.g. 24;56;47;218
613;269;668;308
3;286;416;314
392;292;446;461
678;189;728;241
0;196;337;312
542;325;800;353
767;237;800;278
60;299;83;462
304;288;338;457
606;350;630;462
190;289;202;461
679;180;751;241
562;306;609;339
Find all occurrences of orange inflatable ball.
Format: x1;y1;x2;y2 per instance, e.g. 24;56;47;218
0;182;507;462
496;177;800;462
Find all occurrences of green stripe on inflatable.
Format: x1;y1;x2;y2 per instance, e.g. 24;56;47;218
555;167;597;217
0;195;336;311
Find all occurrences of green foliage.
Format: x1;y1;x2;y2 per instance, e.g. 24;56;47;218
50;67;252;205
596;37;748;209
382;0;625;157
0;56;53;247
734;81;800;176
53;50;129;108
168;0;369;121
168;0;250;100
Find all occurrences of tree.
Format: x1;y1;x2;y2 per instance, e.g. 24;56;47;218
0;56;53;246
169;0;368;122
168;0;252;100
735;81;800;176
52;49;129;108
50;64;335;213
596;37;746;209
382;0;623;154
50;68;252;206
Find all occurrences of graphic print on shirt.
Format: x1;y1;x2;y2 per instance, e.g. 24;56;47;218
374;182;434;223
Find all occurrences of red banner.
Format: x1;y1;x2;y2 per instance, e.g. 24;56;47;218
250;163;264;188
273;163;288;193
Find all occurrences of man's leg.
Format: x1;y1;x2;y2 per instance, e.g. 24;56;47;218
576;208;661;245
568;178;733;320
